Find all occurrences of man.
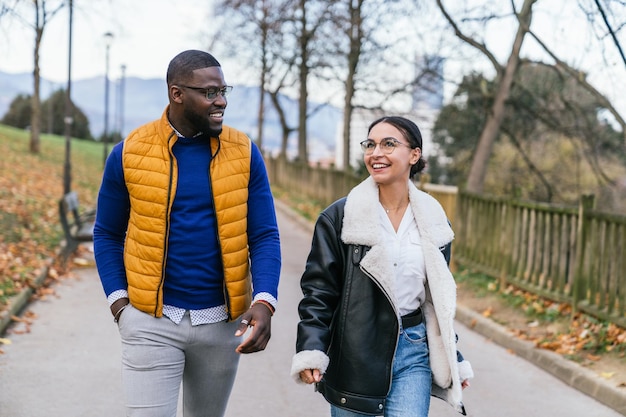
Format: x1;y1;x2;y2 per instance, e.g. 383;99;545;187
94;50;281;417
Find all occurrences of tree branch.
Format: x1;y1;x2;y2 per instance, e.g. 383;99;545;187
593;0;626;69
526;29;626;140
435;0;504;76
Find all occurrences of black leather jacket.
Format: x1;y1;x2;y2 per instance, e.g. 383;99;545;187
293;179;470;415
298;198;400;414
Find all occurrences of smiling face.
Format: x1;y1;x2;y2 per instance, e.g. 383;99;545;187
364;122;421;187
169;66;227;138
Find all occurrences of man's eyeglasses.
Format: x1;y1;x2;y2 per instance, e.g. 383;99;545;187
359;138;412;155
178;85;233;100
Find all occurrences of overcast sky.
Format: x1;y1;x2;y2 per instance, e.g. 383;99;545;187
0;1;624;117
0;0;215;83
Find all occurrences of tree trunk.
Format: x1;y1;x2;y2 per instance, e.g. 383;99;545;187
257;58;266;151
269;90;291;158
341;0;363;171
30;27;43;154
465;0;536;193
297;0;309;163
256;15;269;151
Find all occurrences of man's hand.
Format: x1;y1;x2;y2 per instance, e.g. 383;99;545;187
110;297;130;322
235;302;273;354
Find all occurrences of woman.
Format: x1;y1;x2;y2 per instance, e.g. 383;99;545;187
291;116;473;416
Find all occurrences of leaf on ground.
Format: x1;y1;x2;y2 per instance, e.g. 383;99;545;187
72;257;92;266
0;337;11;345
48;267;59;280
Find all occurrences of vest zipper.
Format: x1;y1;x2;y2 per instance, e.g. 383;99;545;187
207;149;231;320
155;134;175;317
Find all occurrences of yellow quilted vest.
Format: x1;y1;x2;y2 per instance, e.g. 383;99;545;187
122;107;252;320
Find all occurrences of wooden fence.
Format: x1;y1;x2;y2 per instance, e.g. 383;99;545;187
264;156;364;208
265;156;626;327
264;156;459;216
455;192;626;328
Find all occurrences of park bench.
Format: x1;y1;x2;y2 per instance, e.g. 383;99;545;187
58;191;95;263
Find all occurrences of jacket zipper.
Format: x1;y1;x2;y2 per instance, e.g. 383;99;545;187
359;263;400;397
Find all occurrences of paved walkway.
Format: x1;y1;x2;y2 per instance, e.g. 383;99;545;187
0;202;624;416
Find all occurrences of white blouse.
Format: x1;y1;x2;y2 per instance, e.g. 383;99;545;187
378;203;427;316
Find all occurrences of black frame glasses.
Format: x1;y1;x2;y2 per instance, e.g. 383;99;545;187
178;85;233;100
359;138;412;155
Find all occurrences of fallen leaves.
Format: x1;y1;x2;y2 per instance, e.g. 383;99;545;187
9;310;37;334
457;270;626;387
0;129;99;315
533;317;626;358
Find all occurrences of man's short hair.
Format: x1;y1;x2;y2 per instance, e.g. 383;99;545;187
166;50;221;85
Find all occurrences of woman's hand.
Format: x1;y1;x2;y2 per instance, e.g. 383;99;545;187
299;368;322;384
461;379;470;390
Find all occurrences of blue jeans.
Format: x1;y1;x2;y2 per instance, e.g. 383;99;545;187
330;322;431;417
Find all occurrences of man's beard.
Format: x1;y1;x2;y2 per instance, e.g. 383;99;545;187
184;107;222;138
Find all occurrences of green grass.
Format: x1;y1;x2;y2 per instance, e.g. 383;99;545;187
454;267;568;323
272;186;326;222
0;124;104;308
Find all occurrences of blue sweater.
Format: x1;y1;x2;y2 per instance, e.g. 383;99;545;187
94;134;281;310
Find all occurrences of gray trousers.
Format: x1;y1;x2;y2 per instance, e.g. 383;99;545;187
117;304;241;417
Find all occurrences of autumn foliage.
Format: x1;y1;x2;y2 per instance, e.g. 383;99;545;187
0;125;101;312
458;268;626;384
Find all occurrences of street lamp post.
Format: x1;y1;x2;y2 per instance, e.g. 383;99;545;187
62;0;74;195
102;31;114;167
119;64;126;139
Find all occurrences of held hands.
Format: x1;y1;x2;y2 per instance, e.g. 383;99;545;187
299;368;322;385
235;302;273;354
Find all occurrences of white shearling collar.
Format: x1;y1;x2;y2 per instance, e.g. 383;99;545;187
341;176;454;248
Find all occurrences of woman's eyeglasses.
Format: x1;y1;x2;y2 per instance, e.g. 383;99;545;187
359;138;412;155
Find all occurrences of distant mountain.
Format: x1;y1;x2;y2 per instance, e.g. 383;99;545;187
0;71;341;161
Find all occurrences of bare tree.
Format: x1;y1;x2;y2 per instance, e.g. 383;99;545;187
212;0;338;164
436;0;537;193
304;0;424;170
334;0;366;170
213;0;297;153
435;0;626;194
527;30;626;139
4;0;65;154
292;0;337;163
